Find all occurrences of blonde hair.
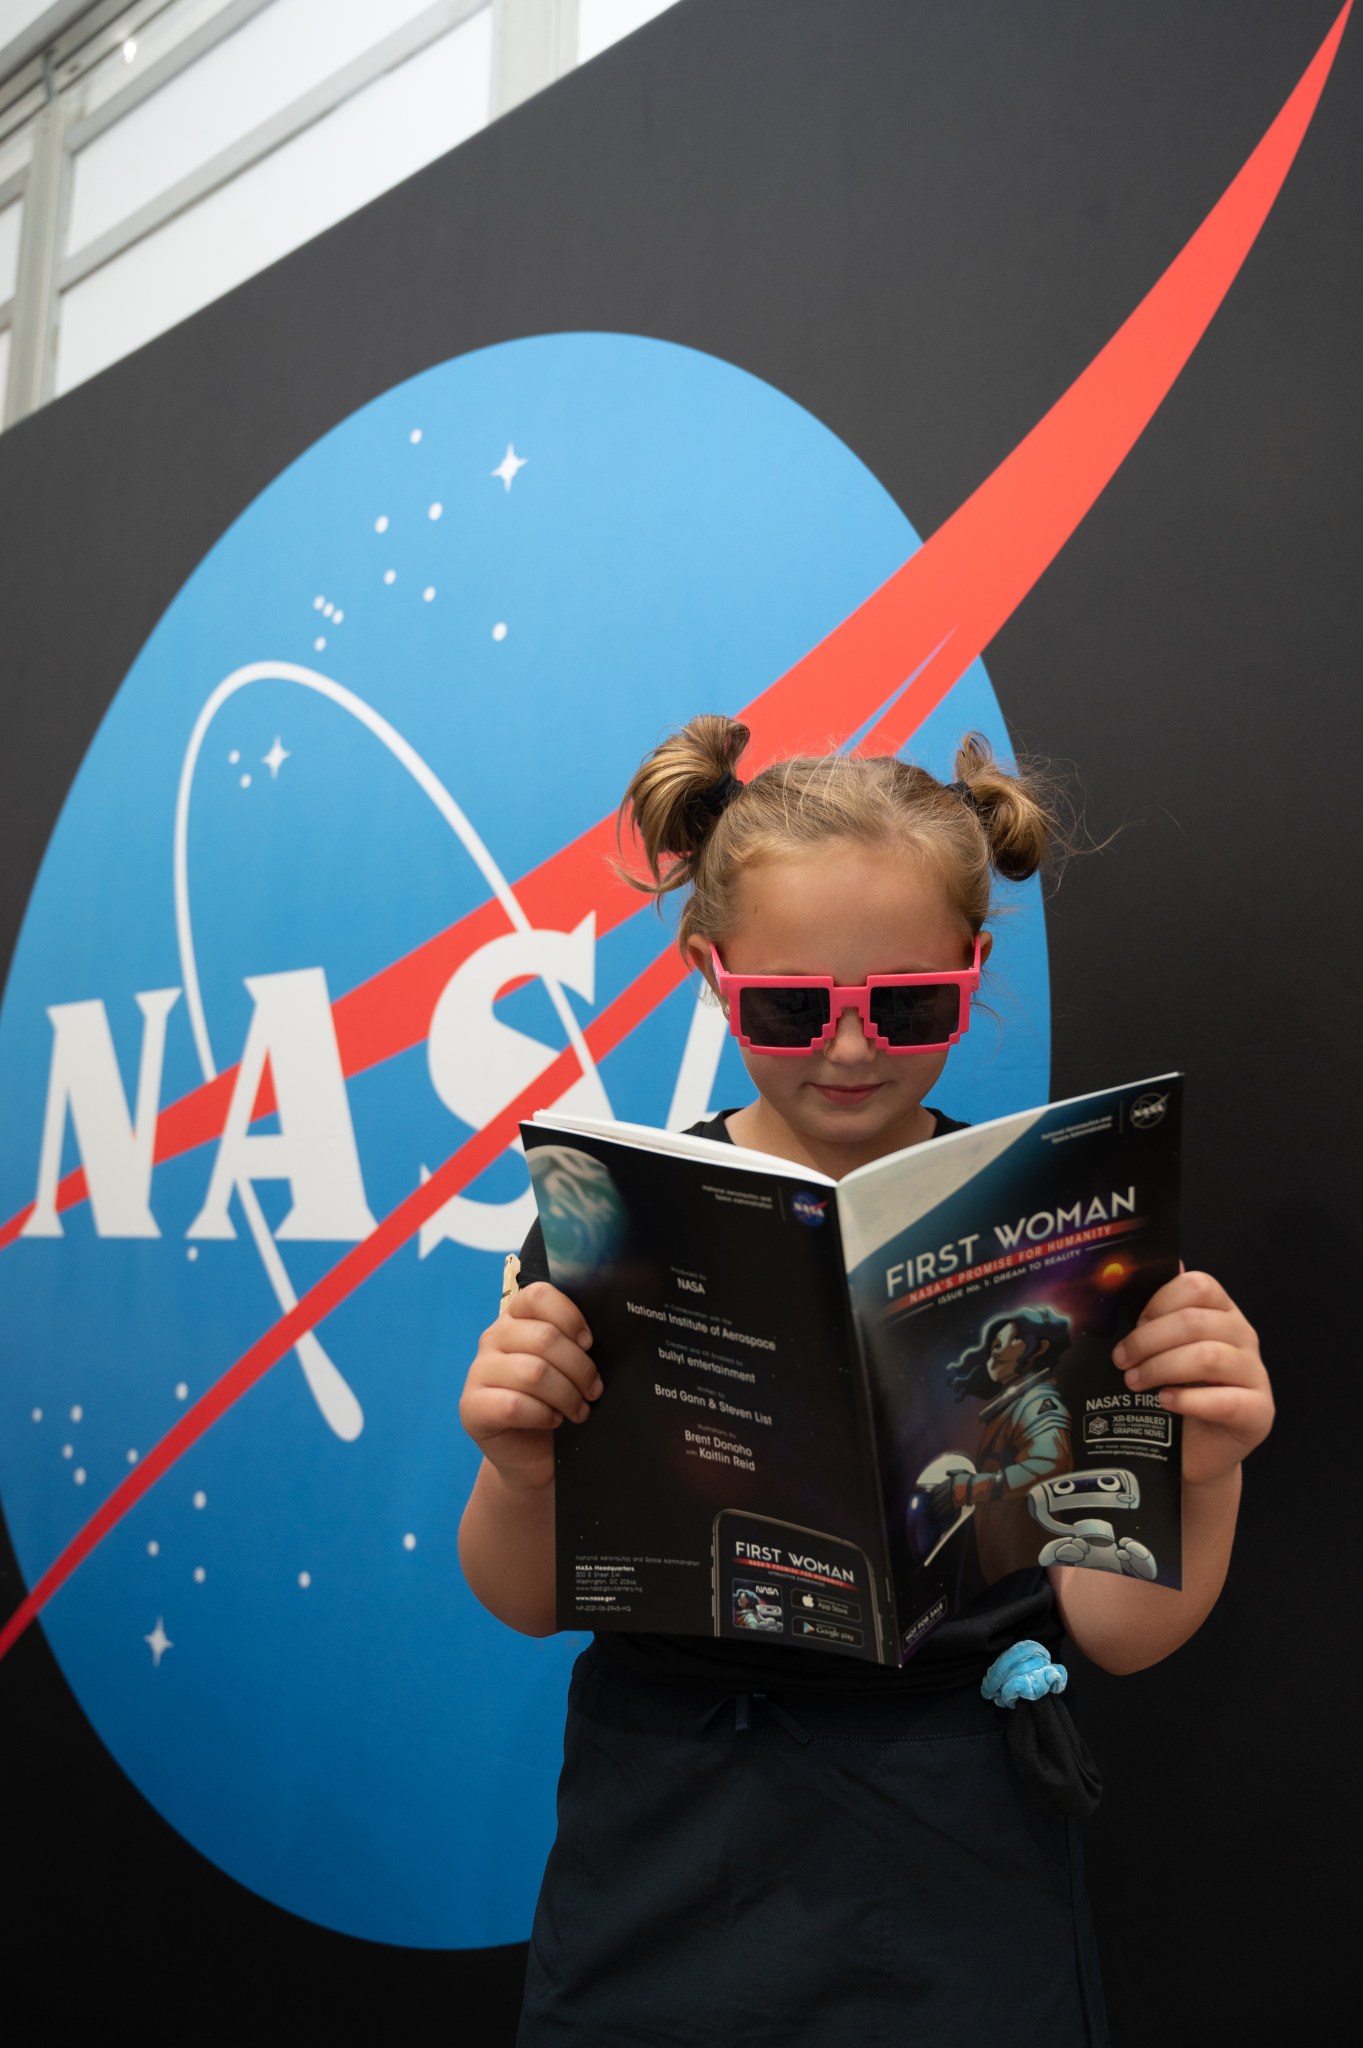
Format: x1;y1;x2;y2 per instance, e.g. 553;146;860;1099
618;715;1057;958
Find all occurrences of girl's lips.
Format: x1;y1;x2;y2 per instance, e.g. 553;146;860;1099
810;1082;883;1104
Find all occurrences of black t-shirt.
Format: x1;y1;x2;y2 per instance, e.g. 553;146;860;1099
514;1108;1060;1694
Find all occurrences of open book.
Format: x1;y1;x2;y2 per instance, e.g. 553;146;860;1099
522;1075;1183;1665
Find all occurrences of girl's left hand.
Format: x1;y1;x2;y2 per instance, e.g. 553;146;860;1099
1112;1270;1274;1488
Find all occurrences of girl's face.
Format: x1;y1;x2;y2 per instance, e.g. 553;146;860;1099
696;841;989;1171
987;1323;1028;1383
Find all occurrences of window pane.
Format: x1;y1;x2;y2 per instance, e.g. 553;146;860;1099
0;196;20;302
0;0;61;58
68;0;467;252
0;115;34;190
0;322;11;409
77;0;278;123
577;0;680;65
57;10;491;396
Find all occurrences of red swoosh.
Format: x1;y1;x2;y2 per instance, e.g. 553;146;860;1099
0;1;1348;1659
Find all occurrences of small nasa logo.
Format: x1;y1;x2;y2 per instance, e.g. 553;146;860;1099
1130;1091;1169;1130
790;1189;829;1228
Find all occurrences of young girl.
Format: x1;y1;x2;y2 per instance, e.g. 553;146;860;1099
459;716;1273;2047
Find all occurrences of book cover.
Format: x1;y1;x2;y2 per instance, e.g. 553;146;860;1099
523;1073;1182;1663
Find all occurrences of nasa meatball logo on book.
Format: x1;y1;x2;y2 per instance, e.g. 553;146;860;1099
1130;1090;1171;1130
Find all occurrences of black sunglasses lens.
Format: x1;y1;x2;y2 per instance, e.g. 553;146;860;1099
738;985;831;1048
868;983;961;1046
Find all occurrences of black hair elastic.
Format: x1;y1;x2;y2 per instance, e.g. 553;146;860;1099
947;779;981;814
698;772;742;817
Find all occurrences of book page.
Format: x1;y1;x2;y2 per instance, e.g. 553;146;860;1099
530;1109;835;1183
841;1078;1184;1659
837;1109;1047;1274
523;1122;891;1661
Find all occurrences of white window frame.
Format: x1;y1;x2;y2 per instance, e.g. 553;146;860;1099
0;0;602;428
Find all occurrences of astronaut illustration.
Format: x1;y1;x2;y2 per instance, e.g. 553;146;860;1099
1027;1469;1158;1577
927;1307;1074;1525
733;1585;783;1632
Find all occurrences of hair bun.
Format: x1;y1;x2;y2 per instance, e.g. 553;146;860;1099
952;732;1051;882
619;714;750;895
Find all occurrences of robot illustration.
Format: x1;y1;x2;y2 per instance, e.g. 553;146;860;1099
1027;1469;1158;1577
925;1307;1074;1527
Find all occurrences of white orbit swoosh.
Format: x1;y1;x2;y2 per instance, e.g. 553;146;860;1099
172;660;607;1441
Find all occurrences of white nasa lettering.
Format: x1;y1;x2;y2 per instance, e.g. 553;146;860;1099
418;915;612;1256
23;989;180;1238
187;968;377;1242
23;922;695;1253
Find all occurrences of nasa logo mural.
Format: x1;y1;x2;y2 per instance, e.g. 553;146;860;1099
0;332;1047;1947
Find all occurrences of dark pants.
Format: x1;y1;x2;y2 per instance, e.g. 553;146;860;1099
519;1644;1109;2047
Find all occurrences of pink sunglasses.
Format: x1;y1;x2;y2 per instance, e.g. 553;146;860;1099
709;937;982;1056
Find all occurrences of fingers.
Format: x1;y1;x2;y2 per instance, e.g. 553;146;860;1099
463;1348;598;1434
1114;1272;1268;1412
1117;1337;1261;1393
1133;1268;1236;1324
1154;1384;1273;1433
507;1280;594;1351
1115;1304;1256;1375
493;1313;602;1399
1109;1269;1275;1480
462;1281;603;1457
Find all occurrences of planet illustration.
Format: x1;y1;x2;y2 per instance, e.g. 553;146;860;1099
526;1147;627;1285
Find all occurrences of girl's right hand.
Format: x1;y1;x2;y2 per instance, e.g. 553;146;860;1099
459;1281;601;1492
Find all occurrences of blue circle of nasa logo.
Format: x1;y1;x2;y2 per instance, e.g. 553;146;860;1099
790;1189;831;1228
0;333;1048;1946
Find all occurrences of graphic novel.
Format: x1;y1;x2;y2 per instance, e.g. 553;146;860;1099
523;1075;1182;1663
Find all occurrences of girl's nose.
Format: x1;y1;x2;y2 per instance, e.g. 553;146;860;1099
824;1004;877;1062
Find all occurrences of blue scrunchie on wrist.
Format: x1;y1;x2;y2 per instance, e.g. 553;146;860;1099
981;1639;1068;1709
